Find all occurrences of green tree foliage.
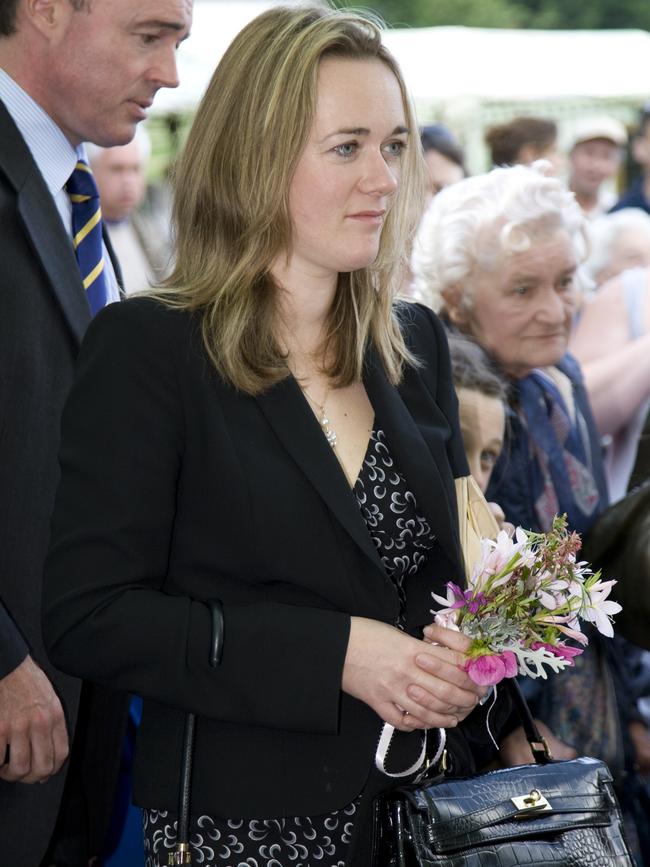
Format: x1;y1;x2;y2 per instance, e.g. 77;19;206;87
338;0;650;29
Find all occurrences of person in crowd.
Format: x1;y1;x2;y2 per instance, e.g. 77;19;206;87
564;115;627;218
87;127;170;294
446;327;580;762
0;1;192;864
485;115;561;173
583;208;650;289
611;103;650;216
447;334;507;495
420;122;465;201
42;6;519;866
570;262;650;501
411;160;650;857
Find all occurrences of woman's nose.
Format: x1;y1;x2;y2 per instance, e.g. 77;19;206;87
536;286;572;324
359;152;399;197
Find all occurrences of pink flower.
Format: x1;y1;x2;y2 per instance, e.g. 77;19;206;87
465;651;518;686
501;650;518;677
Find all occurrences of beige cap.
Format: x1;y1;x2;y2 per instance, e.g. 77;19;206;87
564;116;627;151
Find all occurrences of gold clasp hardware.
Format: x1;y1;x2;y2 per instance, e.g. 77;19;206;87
530;736;553;761
168;843;192;865
511;788;552;819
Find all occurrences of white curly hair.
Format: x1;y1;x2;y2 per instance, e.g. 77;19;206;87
410;161;589;313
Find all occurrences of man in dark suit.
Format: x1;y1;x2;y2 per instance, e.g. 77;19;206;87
0;1;192;863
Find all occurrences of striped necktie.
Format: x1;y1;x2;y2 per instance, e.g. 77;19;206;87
66;160;109;315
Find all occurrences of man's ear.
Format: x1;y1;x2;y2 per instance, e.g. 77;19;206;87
441;283;469;327
24;0;73;40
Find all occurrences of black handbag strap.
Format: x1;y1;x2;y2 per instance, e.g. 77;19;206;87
506;678;553;764
171;598;224;866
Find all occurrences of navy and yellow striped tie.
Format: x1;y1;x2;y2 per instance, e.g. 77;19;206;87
66;160;109;315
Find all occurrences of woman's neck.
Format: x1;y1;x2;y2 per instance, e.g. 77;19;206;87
272;256;338;363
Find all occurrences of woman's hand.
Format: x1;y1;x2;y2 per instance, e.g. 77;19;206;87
341;618;486;732
628;720;650;775
487;501;514;535
497;720;577;767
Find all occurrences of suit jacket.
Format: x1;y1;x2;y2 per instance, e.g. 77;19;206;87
0;100;126;864
40;295;514;820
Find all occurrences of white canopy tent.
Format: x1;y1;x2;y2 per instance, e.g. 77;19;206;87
150;1;650;170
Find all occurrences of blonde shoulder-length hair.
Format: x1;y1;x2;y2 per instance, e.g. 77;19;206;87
154;3;425;394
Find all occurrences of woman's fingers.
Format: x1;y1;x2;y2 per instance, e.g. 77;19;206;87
341;617;487;729
422;622;472;652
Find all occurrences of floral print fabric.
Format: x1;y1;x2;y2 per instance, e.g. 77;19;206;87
143;428;436;867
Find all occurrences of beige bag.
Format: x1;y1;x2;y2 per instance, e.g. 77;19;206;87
454;475;500;580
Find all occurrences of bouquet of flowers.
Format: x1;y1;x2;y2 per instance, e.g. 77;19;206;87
431;515;622;687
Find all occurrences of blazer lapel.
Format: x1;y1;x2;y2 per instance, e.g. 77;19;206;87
363;347;463;578
255;375;386;575
18;174;90;345
0;101;90;346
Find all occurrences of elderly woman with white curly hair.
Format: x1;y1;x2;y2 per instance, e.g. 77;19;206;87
411;162;650;859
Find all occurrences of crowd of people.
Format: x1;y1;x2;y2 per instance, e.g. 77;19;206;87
2;1;650;865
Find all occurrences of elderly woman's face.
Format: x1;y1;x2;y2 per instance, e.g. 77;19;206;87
453;230;578;378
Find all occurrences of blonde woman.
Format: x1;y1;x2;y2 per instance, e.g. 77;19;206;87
43;6;510;864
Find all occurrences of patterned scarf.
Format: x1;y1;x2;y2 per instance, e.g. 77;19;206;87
516;364;604;536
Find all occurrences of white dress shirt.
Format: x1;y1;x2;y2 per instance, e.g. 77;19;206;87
0;67;120;304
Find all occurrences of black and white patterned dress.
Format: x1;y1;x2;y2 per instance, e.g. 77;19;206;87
143;428;437;867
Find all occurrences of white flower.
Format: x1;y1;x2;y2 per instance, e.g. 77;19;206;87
581;579;621;637
431;584;458;611
434;611;460;630
472;527;529;589
536;574;569;610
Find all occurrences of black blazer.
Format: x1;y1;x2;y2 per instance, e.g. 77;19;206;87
43;297;475;818
0;100;126;863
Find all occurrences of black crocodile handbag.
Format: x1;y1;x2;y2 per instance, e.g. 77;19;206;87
373;680;634;866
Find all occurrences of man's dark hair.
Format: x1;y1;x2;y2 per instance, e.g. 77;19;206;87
0;0;21;36
485;116;557;167
0;0;88;37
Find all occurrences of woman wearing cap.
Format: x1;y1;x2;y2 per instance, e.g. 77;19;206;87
41;6;515;865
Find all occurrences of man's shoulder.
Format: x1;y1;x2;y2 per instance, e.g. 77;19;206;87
0;99;35;189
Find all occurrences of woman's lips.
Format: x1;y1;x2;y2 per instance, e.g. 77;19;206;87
347;210;386;224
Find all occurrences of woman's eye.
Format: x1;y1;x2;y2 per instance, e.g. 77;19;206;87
559;275;575;291
480;450;498;469
139;33;160;45
333;142;357;158
384;140;406;158
513;285;529;296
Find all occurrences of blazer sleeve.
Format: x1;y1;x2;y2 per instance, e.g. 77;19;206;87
42;301;350;736
0;602;29;679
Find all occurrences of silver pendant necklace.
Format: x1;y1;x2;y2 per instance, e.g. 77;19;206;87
302;387;337;448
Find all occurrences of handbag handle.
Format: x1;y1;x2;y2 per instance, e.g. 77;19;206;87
169;599;224;867
505;678;552;765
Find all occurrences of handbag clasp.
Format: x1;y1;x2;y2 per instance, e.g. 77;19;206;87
511;788;552;818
